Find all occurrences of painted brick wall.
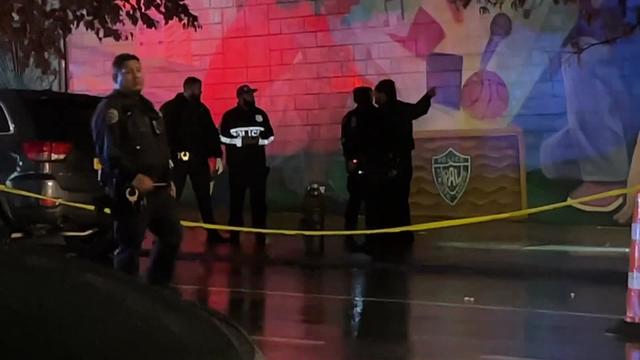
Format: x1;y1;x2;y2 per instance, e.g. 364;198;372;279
67;0;640;209
67;0;461;157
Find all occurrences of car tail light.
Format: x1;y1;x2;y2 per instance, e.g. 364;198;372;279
39;198;59;208
22;141;73;161
39;181;60;208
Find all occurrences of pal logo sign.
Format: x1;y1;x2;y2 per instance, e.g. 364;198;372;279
432;148;471;206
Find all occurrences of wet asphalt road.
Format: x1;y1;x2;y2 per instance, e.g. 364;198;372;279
12;223;636;360
144;233;631;360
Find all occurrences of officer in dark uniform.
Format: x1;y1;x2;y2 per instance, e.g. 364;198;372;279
92;53;182;285
160;77;224;244
341;86;377;251
371;79;436;253
219;85;274;248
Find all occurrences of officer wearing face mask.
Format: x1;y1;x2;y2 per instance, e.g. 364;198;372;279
160;77;225;244
219;85;275;248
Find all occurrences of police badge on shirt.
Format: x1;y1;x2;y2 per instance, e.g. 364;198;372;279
106;109;119;125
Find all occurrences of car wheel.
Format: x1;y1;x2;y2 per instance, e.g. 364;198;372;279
0;193;25;241
64;227;116;264
0;217;9;243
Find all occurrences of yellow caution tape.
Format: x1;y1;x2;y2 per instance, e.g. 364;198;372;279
0;184;637;236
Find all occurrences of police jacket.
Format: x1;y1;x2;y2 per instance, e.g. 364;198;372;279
219;104;274;171
341;104;379;165
378;93;432;159
92;90;172;189
160;93;223;161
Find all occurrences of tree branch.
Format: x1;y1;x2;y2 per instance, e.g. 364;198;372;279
572;21;640;54
0;0;201;76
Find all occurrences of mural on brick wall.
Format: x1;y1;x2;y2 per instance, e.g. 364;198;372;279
67;0;640;224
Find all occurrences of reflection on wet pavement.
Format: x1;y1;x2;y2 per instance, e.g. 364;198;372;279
162;253;629;360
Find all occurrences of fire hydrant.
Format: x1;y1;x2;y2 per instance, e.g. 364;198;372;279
300;183;326;256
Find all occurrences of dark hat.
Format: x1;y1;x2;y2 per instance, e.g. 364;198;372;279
374;79;397;101
236;84;258;96
353;86;373;105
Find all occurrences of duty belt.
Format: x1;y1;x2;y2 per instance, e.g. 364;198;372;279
178;151;190;161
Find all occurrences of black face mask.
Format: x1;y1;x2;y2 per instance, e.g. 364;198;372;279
188;94;202;103
245;98;256;109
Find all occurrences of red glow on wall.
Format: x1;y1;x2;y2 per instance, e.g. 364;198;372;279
68;0;441;158
201;0;373;155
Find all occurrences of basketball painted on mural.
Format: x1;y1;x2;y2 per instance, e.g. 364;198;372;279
461;69;509;120
460;13;512;121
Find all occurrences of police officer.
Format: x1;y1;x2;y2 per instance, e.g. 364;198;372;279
219;85;274;248
372;79;436;252
92;53;182;285
160;77;224;244
341;86;377;251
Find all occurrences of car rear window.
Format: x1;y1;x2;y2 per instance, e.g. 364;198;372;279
23;98;97;143
0;102;12;134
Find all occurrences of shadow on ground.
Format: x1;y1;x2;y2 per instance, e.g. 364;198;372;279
0;243;262;360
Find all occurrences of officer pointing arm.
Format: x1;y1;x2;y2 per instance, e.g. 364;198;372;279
403;87;437;122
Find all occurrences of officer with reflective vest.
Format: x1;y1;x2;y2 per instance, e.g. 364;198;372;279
160;77;224;244
91;53;182;285
219;85;275;248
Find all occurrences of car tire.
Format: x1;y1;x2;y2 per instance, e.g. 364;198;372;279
0;193;23;240
64;227;116;264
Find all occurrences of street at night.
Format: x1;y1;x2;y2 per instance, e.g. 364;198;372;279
165;223;631;359
2;0;640;359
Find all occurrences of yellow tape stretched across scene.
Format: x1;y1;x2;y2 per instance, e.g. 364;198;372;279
0;184;637;236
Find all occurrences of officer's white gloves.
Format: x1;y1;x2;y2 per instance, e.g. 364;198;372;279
170;182;176;198
208;157;224;176
216;158;224;175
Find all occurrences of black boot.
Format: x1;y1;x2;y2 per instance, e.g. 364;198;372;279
229;231;240;247
206;230;225;245
255;233;266;251
344;235;360;253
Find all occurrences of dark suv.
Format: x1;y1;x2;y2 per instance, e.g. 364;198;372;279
0;90;112;255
